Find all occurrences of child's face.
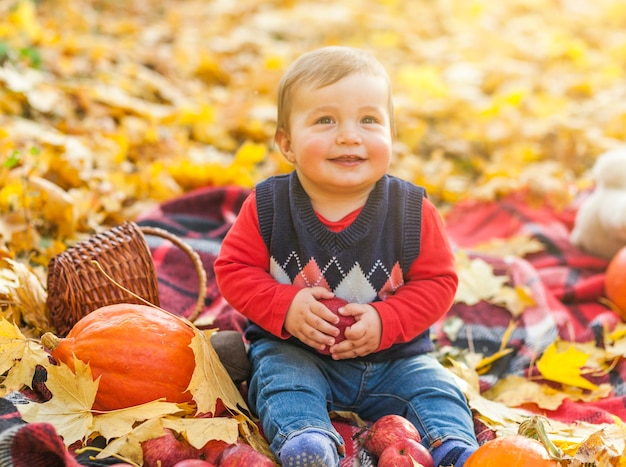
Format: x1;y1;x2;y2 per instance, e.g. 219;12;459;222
276;73;393;198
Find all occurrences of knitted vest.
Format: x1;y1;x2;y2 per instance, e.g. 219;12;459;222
252;172;434;360
257;173;423;302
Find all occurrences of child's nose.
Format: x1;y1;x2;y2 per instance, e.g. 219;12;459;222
336;126;362;145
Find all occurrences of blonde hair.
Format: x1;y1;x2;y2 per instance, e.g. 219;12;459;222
275;46;395;136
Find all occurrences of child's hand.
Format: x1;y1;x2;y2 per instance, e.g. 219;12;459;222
284;287;341;352
329;304;382;359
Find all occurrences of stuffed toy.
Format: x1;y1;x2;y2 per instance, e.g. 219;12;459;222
570;147;626;260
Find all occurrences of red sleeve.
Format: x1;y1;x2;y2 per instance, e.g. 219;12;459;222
371;197;458;350
214;190;299;339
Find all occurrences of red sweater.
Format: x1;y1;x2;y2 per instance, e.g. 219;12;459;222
214;189;457;351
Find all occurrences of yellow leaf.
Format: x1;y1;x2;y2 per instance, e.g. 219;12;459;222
0;317;49;391
569;429;625;466
163;415;239;450
472;234;545;258
397;64;449;102
93;416;164;465
187;328;273;458
8;0;41;41
187;328;249;417
18;357;99;446
454;252;534;316
484;375;568;411
475;348;514;375
491;285;536;318
536;341;599;391
92;400;186;441
0;257;49;333
454;252;508;306
234;141;267;166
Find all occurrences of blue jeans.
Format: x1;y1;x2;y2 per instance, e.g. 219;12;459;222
248;338;478;457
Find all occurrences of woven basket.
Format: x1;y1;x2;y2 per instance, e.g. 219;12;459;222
46;221;207;336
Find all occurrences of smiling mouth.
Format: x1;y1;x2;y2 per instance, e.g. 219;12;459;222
331;155;364;162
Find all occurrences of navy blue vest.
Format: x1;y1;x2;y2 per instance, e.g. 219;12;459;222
247;172;435;361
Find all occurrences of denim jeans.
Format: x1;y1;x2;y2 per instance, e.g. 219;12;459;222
248;338;478;458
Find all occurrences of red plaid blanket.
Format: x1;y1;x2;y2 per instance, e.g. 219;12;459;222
135;186;626;456
439;191;626;427
3;186;624;465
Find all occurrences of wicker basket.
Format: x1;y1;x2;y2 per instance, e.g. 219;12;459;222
46;221;206;336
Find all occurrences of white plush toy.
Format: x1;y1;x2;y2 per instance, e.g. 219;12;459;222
570;147;626;260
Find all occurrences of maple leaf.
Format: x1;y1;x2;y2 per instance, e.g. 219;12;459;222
565;428;626;466
187;328;249;417
92;400;186;442
90;414;240;463
186;328;273;457
484;374;568;411
454;252;508;306
18;356;98;446
454;252;535;317
92;416;164;465
536;341;599;391
163;415;239;450
472;234;545;258
0;317;49;392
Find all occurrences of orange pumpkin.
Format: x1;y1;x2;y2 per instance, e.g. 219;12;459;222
41;303;196;411
465;435;560;467
605;246;626;314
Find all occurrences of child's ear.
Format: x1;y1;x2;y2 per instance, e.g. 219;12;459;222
275;128;295;162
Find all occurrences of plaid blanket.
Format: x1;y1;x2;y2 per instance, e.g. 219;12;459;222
135;186;626;453
439;191;626;427
2;185;624;465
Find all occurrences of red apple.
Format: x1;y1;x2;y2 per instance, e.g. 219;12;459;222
378;439;434;467
218;441;274;467
364;414;421;458
172;460;216;467
318;297;356;355
200;438;229;464
141;428;200;467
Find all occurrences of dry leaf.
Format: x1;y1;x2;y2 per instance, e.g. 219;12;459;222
0;317;50;392
3;0;626;461
484;375;568;411
18;357;98;446
162;415;239;450
187;328;273;457
454;252;533;316
0;257;49;334
92;416;165;465
91;400;186;441
472;234;545;258
536;341;599;391
454;252;509;306
187;328;249;417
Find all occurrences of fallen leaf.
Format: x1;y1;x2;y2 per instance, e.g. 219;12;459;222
92;400;186;441
454;252;509;306
0;317;50;392
162;415;239;450
18;356;98;446
472;234;545;258
0;257;49;334
536;341;599;391
187;328;249;417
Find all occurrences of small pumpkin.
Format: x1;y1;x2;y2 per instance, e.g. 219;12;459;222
605;245;626;315
41;303;196;411
465;435;560;467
